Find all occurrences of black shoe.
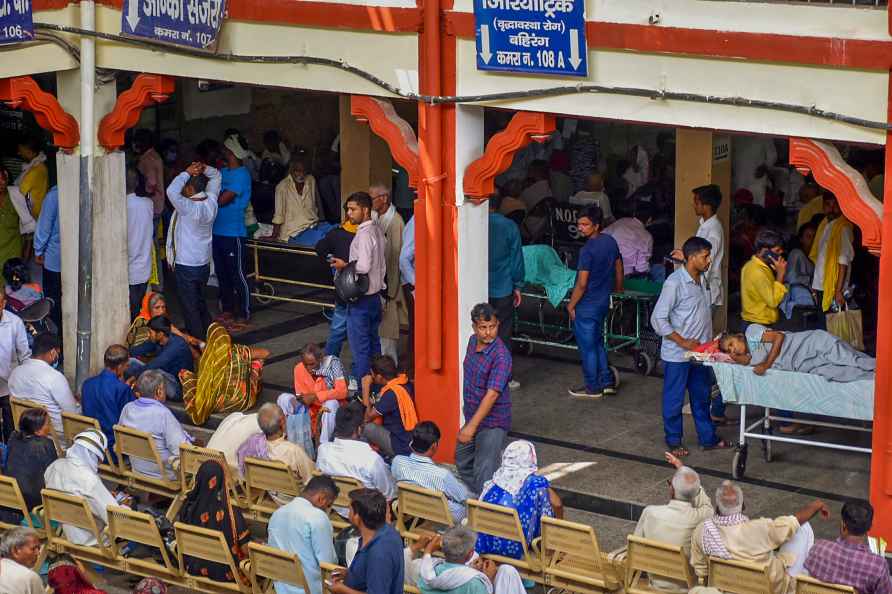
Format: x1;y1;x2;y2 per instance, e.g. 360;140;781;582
603;384;617;396
568;385;603;399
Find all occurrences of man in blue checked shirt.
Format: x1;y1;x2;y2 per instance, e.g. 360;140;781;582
392;421;472;523
455;303;512;494
651;236;733;459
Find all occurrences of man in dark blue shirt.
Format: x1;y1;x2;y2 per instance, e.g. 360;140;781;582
81;344;133;461
329;488;404;594
129;316;193;401
567;206;623;399
362;355;415;459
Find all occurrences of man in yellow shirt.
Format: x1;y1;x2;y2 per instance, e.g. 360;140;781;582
15;136;48;217
741;229;788;328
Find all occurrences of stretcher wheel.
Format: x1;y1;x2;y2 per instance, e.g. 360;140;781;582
255;282;276;305
634;351;654;376
609;366;620;389
732;445;748;480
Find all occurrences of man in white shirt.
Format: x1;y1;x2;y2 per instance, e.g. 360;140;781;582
8;333;78;444
811;193;855;317
0;527;44;594
206;411;261;473
126;165;155;320
316;403;396;515
166;161;221;340
570;172;614;225
632;453;713;592
0;293;30;441
691;185;725;318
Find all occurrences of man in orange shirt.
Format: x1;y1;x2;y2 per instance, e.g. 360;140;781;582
292;343;348;443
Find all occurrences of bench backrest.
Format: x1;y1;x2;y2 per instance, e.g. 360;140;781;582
796;575;857;594
708;556;775;594
107;505;178;574
246;542;311;594
244;457;301;500
0;476;35;531
466;499;531;560
396;482;454;534
175;521;242;582
625;535;695;592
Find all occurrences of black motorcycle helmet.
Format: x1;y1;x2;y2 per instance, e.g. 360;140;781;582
3;258;29;291
334;261;369;303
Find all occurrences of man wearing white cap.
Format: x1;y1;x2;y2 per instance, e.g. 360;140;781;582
212;135;254;330
44;429;125;546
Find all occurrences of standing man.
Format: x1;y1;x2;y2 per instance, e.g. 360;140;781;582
810;192;854;318
651;237;732;458
166;162;221;340
455;303;511;494
370;183;406;365
213;137;254;329
33;186;62;332
740;229;788;330
132;129;166;290
567;206;622;399
692;185;725;328
399;214;415;377
15;135;49;216
126;166;155;320
0;291;29;442
487;196;524;374
316;207;357;358
330;192;386;384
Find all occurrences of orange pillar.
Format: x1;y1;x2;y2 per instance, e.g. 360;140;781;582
414;0;462;461
869;71;892;538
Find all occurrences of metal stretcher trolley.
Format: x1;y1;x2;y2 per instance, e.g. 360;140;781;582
246;238;336;310
706;361;873;479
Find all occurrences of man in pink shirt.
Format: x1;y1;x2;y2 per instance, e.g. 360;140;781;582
133;129;167;217
603;201;654;277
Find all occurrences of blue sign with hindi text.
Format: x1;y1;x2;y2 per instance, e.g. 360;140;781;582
121;0;227;51
0;0;33;45
474;0;587;77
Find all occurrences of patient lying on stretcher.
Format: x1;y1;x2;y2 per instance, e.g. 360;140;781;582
718;323;875;383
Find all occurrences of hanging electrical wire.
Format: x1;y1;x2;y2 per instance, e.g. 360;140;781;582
33;22;892;132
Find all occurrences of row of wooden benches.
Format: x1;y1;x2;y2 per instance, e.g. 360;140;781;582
2;398;859;594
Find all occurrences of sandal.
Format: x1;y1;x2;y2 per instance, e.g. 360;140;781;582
669;446;689;458
701;439;736;451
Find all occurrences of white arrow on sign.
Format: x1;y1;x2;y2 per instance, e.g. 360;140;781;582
125;0;140;32
480;24;492;64
569;28;582;70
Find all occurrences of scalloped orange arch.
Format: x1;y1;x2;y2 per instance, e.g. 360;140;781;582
463;112;556;199
789;137;883;254
350;95;420;188
98;74;175;151
0;76;79;151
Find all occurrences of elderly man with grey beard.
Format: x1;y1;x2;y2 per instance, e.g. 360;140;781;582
407;527;526;594
0;527;43;594
691;481;827;594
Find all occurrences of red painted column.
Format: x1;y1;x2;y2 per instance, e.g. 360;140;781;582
414;0;462;461
869;71;892;539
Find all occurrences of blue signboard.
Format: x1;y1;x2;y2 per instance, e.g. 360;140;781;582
121;0;227;51
0;0;34;45
474;0;587;77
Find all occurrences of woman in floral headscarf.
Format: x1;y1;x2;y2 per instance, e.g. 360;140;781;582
178;460;250;583
475;440;563;560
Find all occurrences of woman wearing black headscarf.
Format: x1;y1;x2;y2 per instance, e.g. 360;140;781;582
4;407;57;520
178;460;250;583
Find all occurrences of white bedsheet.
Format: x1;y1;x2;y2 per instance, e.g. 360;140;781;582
706;362;874;421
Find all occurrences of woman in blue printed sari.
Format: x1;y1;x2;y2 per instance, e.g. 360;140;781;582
475;440;564;560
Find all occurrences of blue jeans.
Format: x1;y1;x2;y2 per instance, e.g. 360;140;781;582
346;294;382;380
325;302;348;358
174;263;211;340
662;361;719;448
455;427;507;494
573;305;611;391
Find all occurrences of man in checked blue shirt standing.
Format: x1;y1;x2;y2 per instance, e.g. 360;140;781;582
651;237;732;458
455;303;512;494
392;421;472;523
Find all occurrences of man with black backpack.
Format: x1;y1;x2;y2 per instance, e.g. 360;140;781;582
330;192;386;386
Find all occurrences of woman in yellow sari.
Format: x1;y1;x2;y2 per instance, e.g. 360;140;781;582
126;292;269;425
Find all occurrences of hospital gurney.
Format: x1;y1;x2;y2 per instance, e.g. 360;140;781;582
706;361;873;479
246;238;336;311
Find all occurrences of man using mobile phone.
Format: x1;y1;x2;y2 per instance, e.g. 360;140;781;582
740;229;788;331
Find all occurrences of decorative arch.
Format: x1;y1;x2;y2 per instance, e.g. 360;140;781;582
350;95;420;188
789;137;883;255
98;74;175;151
0;76;79;151
463;112;556;199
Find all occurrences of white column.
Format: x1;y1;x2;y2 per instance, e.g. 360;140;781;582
454;104;488;425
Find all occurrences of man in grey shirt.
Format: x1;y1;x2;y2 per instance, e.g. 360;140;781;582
331;192;386;382
651;236;731;458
